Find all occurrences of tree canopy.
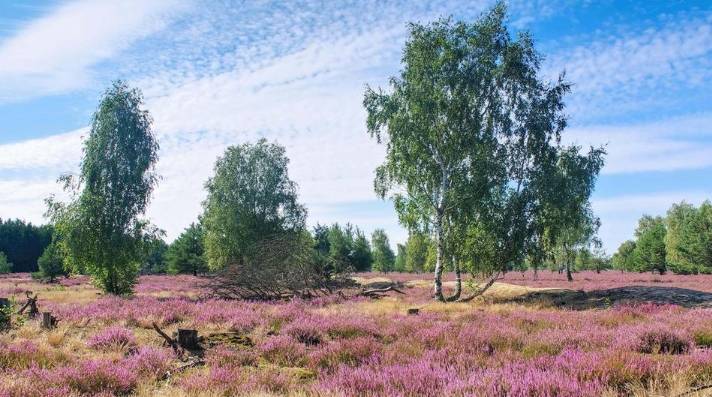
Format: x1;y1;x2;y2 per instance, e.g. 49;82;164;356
365;3;604;300
46;80;159;294
202;139;306;270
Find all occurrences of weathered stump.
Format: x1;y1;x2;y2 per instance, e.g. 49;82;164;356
41;312;57;329
407;308;419;315
177;329;199;350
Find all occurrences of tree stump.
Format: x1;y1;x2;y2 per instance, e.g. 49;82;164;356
407;308;419;315
41;312;58;329
177;329;199;350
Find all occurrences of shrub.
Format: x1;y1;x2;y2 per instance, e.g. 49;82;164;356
636;329;691;355
37;242;65;282
694;331;712;348
87;326;136;350
258;335;307;367
0;252;12;274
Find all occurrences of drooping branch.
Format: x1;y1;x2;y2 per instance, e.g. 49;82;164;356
458;272;502;302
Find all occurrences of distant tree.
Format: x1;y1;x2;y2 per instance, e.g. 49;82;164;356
404;233;431;273
394;243;407;272
574;245;610;273
540;146;605;281
327;223;352;267
351;229;373;272
0;219;52;272
202;139;306;270
612;240;637;272
141;230;168;274
166;223;207;276
371;229;395;273
665;201;712;274
312;224;331;257
46;80;159;294
37;241;65;281
323;223;373;272
365;4;604;300
632;215;667;274
0;252;12;274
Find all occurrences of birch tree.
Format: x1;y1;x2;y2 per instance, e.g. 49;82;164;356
365;3;604;301
46;81;159;294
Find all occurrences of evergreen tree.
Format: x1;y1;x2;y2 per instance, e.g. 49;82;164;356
371;229;395;273
167;223;207;276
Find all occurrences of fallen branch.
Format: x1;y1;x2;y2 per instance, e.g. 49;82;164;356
360;285;405;297
152;322;180;354
17;292;39;317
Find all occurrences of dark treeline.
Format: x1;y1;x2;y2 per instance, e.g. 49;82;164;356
0;218;52;273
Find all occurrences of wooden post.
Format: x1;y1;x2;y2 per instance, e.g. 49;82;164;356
41;312;57;329
177;329;199;349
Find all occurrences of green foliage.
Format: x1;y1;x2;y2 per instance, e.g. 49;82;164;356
312;224;331;257
371;229;395;273
574;247;611;273
166;223;207;276
0;218;52;272
0;252;12;274
404;232;432;273
612;240;637;271
539;146;605;280
324;223;373;272
665;201;712;274
364;3;604;299
46;80;159;295
37;242;65;281
393;244;406;272
140;230;168;274
203;139;306;270
632;215;667;274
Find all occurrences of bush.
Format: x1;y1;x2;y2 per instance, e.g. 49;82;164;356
636;328;691;354
87;326;136;350
0;252;12;274
37;242;65;282
694;331;712;348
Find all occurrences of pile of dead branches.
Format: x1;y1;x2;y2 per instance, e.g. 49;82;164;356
207;234;354;300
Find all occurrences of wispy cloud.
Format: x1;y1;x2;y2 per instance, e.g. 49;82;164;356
546;11;712;120
566;113;712;174
0;0;189;103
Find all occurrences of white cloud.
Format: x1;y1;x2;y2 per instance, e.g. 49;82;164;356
566;113;712;174
546;11;712;119
0;0;189;102
0;129;83;171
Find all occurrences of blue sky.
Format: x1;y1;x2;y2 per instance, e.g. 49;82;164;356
0;0;711;253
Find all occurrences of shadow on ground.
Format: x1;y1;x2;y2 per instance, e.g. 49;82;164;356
493;286;712;309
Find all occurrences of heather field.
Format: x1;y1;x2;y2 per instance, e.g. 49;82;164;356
0;272;711;397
